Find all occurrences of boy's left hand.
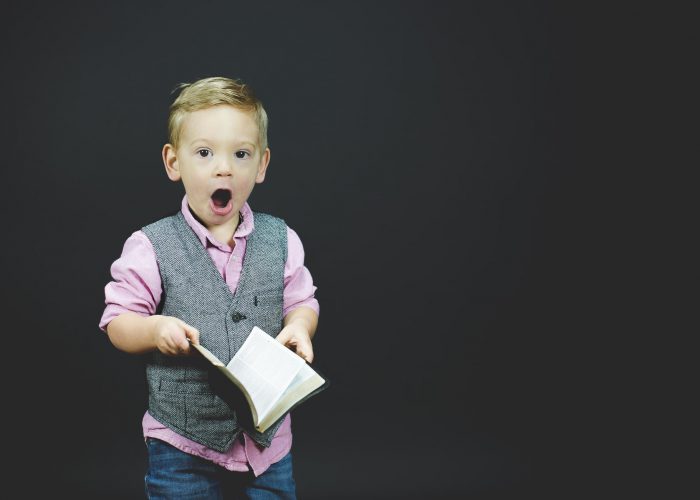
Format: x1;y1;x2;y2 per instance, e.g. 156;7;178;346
276;323;314;363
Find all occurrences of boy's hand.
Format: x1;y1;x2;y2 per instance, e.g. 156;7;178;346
276;323;314;363
149;315;200;356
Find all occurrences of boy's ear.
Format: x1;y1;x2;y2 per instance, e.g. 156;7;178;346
255;148;271;183
162;144;181;182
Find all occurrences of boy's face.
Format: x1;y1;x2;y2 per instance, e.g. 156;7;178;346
163;105;269;232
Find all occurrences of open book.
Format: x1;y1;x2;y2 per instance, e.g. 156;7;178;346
191;327;328;433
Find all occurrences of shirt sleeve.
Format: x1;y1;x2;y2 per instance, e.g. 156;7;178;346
283;226;319;317
99;230;163;331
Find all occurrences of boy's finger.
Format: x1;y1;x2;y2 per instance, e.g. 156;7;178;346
179;337;190;352
165;337;183;356
296;338;314;363
168;331;188;353
175;319;200;345
184;327;200;345
170;329;190;353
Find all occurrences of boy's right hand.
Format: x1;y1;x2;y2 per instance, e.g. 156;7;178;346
149;315;200;356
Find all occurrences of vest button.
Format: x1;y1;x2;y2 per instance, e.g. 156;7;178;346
231;312;247;323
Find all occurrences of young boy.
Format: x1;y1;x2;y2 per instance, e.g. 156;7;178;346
100;77;319;499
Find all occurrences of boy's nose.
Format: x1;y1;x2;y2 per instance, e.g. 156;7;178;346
214;159;233;176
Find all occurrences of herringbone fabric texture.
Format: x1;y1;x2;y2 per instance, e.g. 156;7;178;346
141;210;287;451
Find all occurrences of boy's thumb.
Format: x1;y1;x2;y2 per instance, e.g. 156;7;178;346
176;319;200;345
297;338;314;363
275;329;290;345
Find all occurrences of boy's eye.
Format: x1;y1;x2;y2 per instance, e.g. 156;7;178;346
197;149;211;158
235;151;250;159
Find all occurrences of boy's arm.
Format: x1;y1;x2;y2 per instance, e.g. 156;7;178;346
278;226;320;363
102;231;199;356
106;312;200;356
277;306;318;363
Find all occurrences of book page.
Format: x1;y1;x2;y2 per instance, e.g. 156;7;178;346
227;327;305;422
257;363;325;432
190;343;224;367
190;342;259;421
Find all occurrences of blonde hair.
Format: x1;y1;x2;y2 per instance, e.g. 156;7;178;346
167;76;268;151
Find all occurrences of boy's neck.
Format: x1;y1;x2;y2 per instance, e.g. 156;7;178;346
188;205;240;248
208;213;240;248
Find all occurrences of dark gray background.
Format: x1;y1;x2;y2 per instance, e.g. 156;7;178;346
1;1;637;498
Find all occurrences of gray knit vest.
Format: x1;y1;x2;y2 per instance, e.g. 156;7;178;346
141;210;287;452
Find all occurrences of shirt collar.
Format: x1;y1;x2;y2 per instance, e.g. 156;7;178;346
180;195;254;249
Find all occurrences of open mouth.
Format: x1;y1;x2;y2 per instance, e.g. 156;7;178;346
210;189;233;216
211;189;232;208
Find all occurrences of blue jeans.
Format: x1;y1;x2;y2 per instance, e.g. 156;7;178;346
144;438;296;499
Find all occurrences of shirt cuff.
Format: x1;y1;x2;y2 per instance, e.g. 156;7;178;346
283;298;319;318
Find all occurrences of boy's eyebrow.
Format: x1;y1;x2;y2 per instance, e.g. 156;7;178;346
189;138;258;149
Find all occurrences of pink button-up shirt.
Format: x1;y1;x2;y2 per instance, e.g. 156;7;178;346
100;196;319;476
